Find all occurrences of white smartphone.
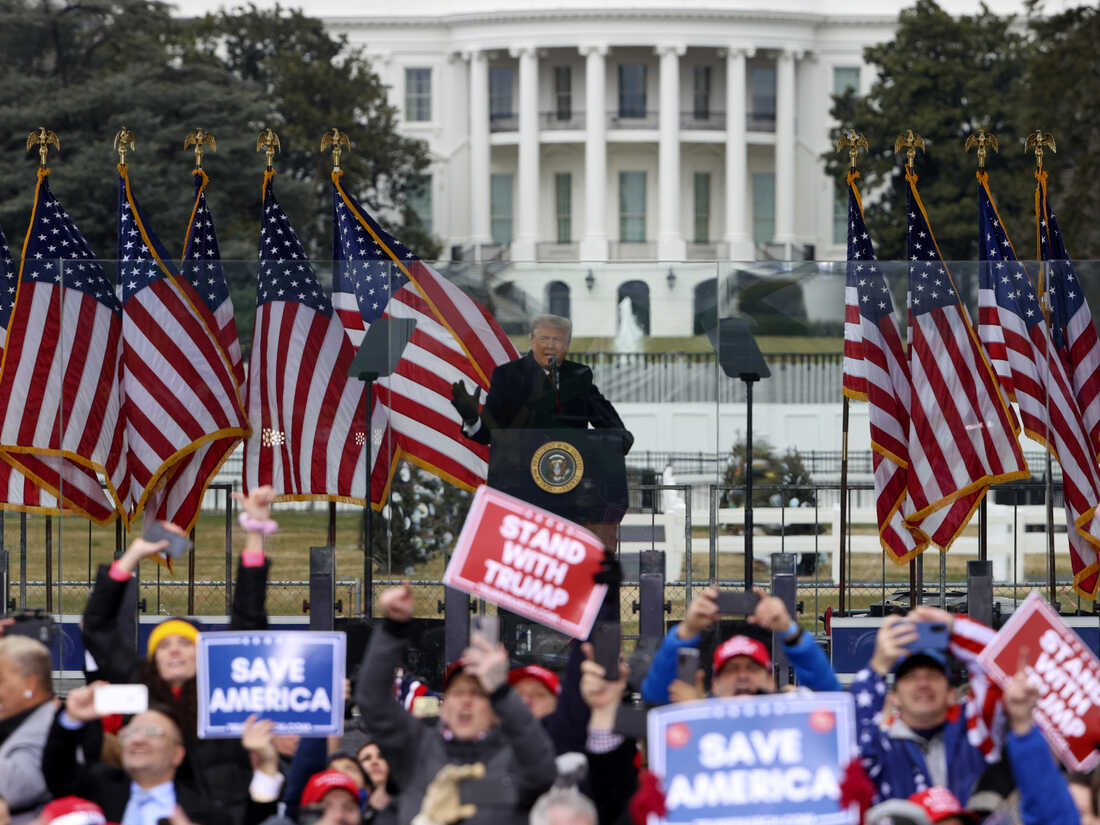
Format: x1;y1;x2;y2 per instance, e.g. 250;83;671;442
93;683;149;716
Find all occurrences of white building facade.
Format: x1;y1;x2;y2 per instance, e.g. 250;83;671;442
319;1;993;336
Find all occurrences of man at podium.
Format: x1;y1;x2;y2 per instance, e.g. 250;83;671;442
450;314;633;454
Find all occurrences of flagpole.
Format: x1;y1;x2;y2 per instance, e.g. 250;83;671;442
1028;130;1059;605
835;131;867;616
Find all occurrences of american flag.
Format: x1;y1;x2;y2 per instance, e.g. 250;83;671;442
1037;172;1100;456
142;170;251;531
841;171;925;562
904;170;1027;549
243;171;366;501
329;170;518;503
980;173;1100;597
0;220;59;513
0;169;125;522
181;169;244;388
117;165;247;528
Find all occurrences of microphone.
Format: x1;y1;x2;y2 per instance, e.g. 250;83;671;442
548;358;559;390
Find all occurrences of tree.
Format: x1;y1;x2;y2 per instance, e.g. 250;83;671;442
722;438;815;510
825;0;1037;264
184;4;440;260
1022;2;1100;258
371;461;471;571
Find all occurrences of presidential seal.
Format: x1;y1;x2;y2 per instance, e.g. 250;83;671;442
531;440;584;493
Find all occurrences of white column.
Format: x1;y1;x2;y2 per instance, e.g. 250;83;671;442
657;44;686;261
774;48;798;257
511;45;539;261
580;44;608;262
724;47;755;261
467;49;491;250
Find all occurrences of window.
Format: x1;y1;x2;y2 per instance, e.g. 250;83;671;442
752;172;775;246
693;65;711;119
554;66;572;120
489;66;514;121
404;68;431;122
619;171;646;242
693;172;711;243
555;173;572;243
834;186;849;246
833;66;860;97
490;173;513;245
749;65;776;127
407;174;432;235
618;64;646;118
547;281;570;318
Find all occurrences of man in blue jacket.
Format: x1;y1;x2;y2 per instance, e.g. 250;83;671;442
641;585;840;703
853;605;1078;825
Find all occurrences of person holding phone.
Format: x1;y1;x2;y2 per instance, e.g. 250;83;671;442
853;606;1079;825
354;585;556;825
640;585;839;704
77;485;279;825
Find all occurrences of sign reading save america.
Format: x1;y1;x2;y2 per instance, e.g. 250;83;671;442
647;692;859;825
196;631;345;738
443;485;607;639
978;591;1100;772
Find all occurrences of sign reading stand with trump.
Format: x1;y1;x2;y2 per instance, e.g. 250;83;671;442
196;631;345;738
978;591;1100;772
442;485;607;639
647;692;859;825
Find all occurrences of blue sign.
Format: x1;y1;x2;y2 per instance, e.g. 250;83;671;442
647;692;859;825
196;630;346;738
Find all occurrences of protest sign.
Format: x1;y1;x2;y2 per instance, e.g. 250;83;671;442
442;485;607;639
978;591;1100;772
647;692;859;825
196;630;345;738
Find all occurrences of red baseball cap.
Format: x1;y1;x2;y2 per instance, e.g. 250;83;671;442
908;787;979;823
41;798;106;825
508;664;561;696
301;770;360;807
713;635;771;674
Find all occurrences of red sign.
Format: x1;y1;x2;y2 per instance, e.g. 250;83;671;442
978;591;1100;772
443;485;608;639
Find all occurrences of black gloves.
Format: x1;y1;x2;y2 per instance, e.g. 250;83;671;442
450;382;482;424
593;548;623;587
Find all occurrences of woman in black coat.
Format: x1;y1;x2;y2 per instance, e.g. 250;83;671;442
80;486;278;825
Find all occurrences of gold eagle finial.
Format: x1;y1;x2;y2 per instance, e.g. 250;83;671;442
256;128;281;170
893;129;926;171
964;130;999;170
26;127;60;168
184;129;217;170
320;128;351;171
1025;130;1057;172
113;127;136;165
835;130;869;170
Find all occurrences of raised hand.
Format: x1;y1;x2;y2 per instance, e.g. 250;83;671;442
462;636;509;694
450;382;482;424
870;615;919;675
379;584;415;623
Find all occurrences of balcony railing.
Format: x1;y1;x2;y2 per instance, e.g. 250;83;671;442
680;110;726;130
535;242;579;261
540;111;585;130
747;111;776;132
489;113;518;132
607;110;659;129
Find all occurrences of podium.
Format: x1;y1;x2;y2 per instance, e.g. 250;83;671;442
486;428;628;526
487;428;628;651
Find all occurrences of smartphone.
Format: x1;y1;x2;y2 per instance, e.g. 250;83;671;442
142;521;193;560
411;696;440;717
470;614;499;645
676;647;700;684
591;620;621;678
94;683;149;716
716;589;760;616
902;621;950;652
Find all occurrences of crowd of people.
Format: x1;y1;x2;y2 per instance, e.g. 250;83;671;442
0;487;1094;825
